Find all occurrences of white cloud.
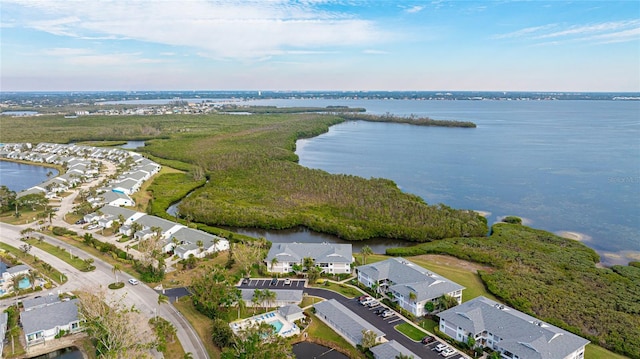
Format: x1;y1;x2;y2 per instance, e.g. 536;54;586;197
4;0;388;59
494;19;640;45
405;5;425;14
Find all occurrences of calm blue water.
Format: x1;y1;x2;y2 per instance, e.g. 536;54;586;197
271;319;284;333
0;161;58;192
237;99;640;266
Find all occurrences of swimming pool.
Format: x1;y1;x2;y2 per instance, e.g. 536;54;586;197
270;320;284;333
18;277;30;289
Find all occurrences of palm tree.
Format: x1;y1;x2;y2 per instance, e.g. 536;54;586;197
361;245;373;265
263;289;276;310
183;353;194;359
28;270;39;290
409;291;417;306
252;289;263;313
157;294;169;321
112;263;122;283
270;257;279;272
303;257;314;271
196;240;204;254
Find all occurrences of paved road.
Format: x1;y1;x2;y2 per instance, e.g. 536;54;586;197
0;222;209;359
240;280;467;359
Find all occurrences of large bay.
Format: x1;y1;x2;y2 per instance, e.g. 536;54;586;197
239;99;639;266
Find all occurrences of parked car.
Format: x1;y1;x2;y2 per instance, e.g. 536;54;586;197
422;335;435;344
441;348;456;357
358;296;371;304
242;278;250;285
381;310;393;318
270;278;278;285
435;344;448;352
366;300;379;307
284;278;291;285
360;298;375;306
87;224;99;230
374;308;386;315
128;279;139;285
357;295;369;301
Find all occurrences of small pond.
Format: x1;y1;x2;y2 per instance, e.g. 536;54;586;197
293;342;349;359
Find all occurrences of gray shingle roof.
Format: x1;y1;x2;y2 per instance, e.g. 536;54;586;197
314;299;384;345
6;264;30;275
370;340;419;359
357;257;464;301
22;295;60;311
240;289;303;303
265;243;352;264
20;299;79;335
99;205;138;220
134;214;179;232
278;304;303;317
438;296;590;359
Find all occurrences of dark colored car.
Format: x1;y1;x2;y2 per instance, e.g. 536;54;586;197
270;278;278;285
421;335;435;344
242;278;250;285
374;308;386;315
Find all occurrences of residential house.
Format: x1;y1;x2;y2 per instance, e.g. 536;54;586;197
132;215;182;241
241;289;303;308
370;340;420;359
22;294;60;311
356;257;464;317
1;264;30;282
111;178;141;195
170;227;229;259
21;299;82;347
438;296;589;359
277;304;305;323
313;299;385;347
265;243;353;274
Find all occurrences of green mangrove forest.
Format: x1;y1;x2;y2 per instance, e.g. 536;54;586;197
2;110;638;358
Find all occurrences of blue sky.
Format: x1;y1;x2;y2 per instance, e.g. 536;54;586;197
1;0;639;91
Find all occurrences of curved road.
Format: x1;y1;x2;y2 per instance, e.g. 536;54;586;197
0;222;209;359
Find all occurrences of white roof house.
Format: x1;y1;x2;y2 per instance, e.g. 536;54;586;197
265;243;353;274
356;257;464;317
438;296;590;359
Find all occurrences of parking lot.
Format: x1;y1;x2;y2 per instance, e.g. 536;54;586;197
238;279;467;359
241;278;306;288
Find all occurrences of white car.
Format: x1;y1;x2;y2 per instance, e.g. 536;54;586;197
128;279;139;285
284;278;291;285
441;348;456;357
435;343;448;352
360;298;375;306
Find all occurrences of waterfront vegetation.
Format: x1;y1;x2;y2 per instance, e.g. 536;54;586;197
0;113;486;244
387;223;640;358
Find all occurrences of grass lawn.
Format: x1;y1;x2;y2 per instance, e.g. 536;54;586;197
300;295;324;308
585;344;629;359
360;253;496;302
26;239;94;272
395;322;429;341
311;281;363;299
418;318;439;334
0;242;67;284
161;253;230;288
0;209;41;225
173;297;221;359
